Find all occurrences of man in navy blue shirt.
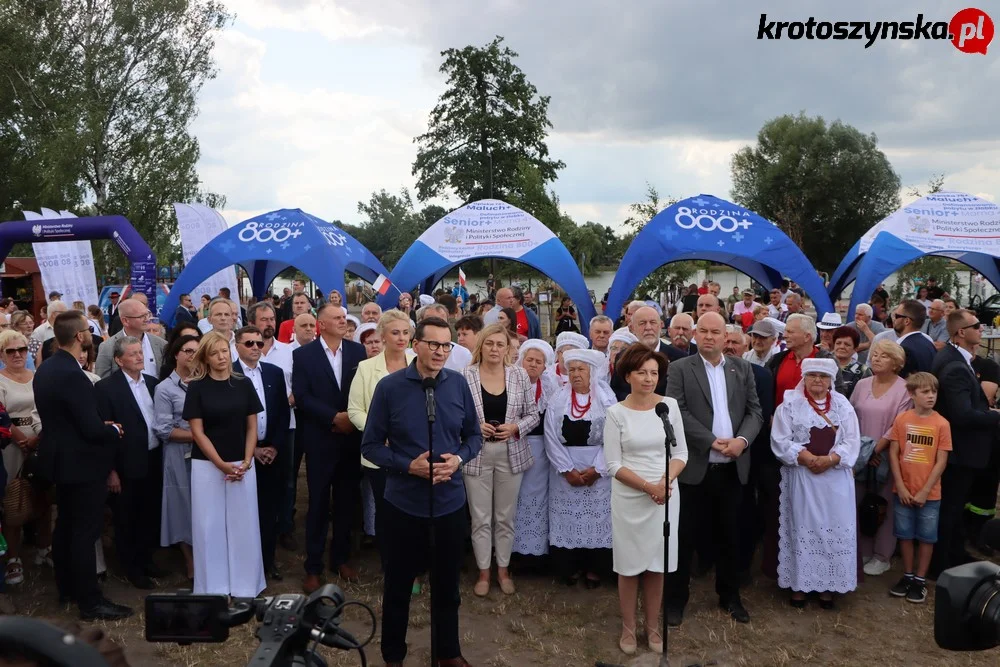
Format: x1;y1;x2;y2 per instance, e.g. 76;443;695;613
362;316;481;667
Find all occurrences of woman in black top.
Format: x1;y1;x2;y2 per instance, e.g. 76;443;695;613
183;330;265;598
555;297;579;334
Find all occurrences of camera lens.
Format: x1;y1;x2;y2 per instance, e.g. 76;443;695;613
968;577;1000;646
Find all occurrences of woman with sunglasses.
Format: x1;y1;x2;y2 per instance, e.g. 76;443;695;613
0;329;50;586
153;334;201;581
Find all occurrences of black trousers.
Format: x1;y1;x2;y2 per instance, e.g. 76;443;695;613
932;464;979;575
381;501;465;663
278;428;301;536
667;463;743;609
256;448;284;572
364;466;388;572
109;448;163;579
739;461;781;575
304;449;360;574
54;481;107;608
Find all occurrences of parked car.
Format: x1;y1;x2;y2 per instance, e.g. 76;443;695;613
99;283;171;322
972;293;1000;328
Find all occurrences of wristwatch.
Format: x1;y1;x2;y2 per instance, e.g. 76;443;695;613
456;455;463;465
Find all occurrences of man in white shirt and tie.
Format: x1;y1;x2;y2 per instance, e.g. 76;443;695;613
96;337;166;590
234;325;290;581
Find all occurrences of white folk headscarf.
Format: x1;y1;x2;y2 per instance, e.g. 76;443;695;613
353;322;377;344
558;348;616;446
518;339;558;412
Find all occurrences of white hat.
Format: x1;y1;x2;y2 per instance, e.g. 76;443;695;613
816;312;844;330
346;314;360;329
555;331;589;352
608;328;639;349
562;348;607;370
518;339;554;366
801;358;838;381
354;322;377;343
418;295;435;307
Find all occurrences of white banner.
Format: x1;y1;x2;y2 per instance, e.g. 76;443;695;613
26;210;100;307
173;203;238;305
860;191;1000;255
415;199;556;262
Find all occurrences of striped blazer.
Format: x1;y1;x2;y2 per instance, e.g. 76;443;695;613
462;363;540;476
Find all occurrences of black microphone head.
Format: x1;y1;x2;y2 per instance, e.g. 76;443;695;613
654;402;668;417
422;376;438;390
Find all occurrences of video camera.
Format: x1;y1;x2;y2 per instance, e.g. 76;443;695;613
935;519;1000;651
145;583;375;667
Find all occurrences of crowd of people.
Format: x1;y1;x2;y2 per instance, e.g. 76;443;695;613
0;272;997;666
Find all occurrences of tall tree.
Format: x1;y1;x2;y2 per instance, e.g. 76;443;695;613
355;189;436;269
0;0;231;271
412;36;565;204
731;113;901;273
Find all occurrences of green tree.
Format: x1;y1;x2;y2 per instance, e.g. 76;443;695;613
0;0;231;272
889;175;963;303
355;189;436;270
621;184;705;301
412;36;565;204
731;113;901;273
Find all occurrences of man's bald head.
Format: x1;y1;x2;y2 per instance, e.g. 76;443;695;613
118;298;145;318
495;288;515;309
696;293;721;320
131;293;148;307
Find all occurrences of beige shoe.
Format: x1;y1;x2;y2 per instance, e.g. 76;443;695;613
619;624;637;655
648;626;663;654
473;579;490;597
498;576;516;595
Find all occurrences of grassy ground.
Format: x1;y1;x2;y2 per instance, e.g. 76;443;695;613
6;479;1000;667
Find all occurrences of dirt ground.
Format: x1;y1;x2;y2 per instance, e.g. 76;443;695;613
6;478;1000;667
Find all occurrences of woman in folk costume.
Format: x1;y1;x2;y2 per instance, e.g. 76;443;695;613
771;358;862;609
607;328;639;401
552;331;589;388
512;339;560;557
544;348;617;588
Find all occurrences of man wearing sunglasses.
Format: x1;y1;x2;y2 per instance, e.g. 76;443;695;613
95;297;165;379
929;309;1000;578
233;326;290;582
893;299;936;378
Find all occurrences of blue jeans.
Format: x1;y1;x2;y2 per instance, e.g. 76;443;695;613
893;497;941;544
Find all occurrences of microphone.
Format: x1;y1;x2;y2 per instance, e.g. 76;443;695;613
422;376;437;424
654;401;677;455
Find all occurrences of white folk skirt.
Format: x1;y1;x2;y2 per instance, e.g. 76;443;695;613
191;459;266;598
513;435;550;555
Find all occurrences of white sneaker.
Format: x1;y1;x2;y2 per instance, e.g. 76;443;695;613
864;557;891;576
862;556;873;565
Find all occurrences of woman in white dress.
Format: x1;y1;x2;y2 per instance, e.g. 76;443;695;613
771;358;861;610
512;339;560;557
552;331;589;387
604;344;688;655
545;348;617;588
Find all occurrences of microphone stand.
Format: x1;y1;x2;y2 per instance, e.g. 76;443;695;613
424;379;438;666
658;403;677;667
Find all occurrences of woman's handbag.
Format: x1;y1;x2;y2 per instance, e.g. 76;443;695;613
2;463;35;527
858;467;888;538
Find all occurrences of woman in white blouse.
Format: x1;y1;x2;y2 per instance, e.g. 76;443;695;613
604;344;687;656
544;348;617;589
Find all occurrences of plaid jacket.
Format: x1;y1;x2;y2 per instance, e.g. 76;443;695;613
462;364;540;475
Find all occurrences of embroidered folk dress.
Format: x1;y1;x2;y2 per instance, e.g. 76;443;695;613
771;387;861;594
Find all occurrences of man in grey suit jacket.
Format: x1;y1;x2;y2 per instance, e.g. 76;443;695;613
95;297;166;378
665;312;762;627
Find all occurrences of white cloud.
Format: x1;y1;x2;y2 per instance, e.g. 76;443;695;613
224;0;390;40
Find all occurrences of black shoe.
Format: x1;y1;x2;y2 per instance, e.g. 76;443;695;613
666;606;684;627
80;600;134;621
721;599;750;623
100;597;133;613
144;564;170;579
906;580;928;604
128;574;155;590
890;575;913;597
268;568;283;582
584;575;601;590
790;597;806;609
278;532;298;551
818;597;835;610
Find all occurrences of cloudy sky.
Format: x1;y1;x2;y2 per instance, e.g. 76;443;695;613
194;0;1000;230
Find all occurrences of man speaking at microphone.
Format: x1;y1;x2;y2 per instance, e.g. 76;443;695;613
361;316;482;667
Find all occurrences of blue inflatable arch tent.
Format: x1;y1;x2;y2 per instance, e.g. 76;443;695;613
828;192;1000;319
161;209;390;326
605;194;834;322
377;199;598;336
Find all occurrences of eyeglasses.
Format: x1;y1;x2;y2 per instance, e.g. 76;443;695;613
960;320;982;331
241;340;265;349
4;346;27;355
124;312;151;320
419;340;453;353
180;348;198;356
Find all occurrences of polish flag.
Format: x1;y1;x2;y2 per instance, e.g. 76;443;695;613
372;274;392;295
458;267;466;288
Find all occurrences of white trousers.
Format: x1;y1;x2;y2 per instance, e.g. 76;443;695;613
191;459;266;598
464;443;523;569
